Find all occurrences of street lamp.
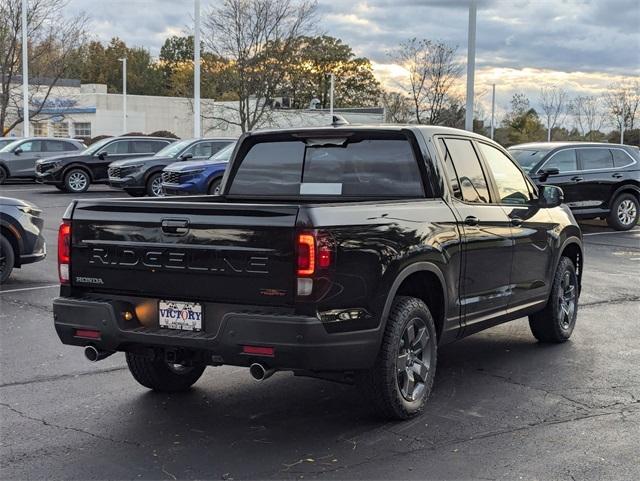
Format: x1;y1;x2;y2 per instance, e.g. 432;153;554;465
194;0;201;138
465;0;477;132
119;58;127;134
21;0;29;137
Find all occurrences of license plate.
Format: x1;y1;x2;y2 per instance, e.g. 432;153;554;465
158;300;203;331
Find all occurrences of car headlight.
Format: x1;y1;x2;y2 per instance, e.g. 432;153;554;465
182;169;205;177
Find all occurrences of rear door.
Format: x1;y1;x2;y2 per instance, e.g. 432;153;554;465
576;147;616;210
70;200;299;305
438;137;513;328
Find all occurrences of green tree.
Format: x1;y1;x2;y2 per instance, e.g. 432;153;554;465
502;93;545;145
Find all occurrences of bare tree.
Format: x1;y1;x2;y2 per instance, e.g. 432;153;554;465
539;86;568;142
380;90;412;123
604;81;640;143
0;0;87;135
202;0;317;133
570;96;606;141
392;38;463;125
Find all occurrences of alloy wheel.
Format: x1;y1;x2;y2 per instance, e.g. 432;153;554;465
68;172;88;192
396;317;432;402
617;199;637;226
558;270;577;330
151;176;164;197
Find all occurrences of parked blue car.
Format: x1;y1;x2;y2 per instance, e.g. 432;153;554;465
161;142;235;195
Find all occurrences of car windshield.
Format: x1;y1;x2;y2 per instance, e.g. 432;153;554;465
84;137;115;155
0;139;24;153
209;142;236;161
154;139;191;158
509;148;551;172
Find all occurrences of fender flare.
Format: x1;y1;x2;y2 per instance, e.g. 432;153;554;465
0;161;10;177
556;235;583;289
379;261;448;334
0;217;24;264
609;184;640;206
62;163;94;182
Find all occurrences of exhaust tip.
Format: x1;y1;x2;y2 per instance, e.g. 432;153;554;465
249;363;267;381
84;345;99;362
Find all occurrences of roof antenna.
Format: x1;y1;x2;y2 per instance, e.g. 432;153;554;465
331;114;349;127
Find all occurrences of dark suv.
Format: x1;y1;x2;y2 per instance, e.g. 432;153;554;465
108;138;234;197
0;137;85;183
509;142;640;230
34;136;174;193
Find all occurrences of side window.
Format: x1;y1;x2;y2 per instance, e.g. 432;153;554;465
184;142;213;158
579;148;613;170
210;142;231;156
611;149;633;168
544;149;577;173
45;140;66;152
130;141;156;154
101;140;129;155
18;140;42;152
440;138;490;203
478;143;531;205
149;140;169;153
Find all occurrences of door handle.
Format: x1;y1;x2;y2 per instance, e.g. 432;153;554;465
612;173;623;179
570;176;583;182
464;216;479;227
161;218;189;235
510;218;523;227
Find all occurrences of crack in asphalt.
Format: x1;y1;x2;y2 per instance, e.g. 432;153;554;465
0;366;128;389
580;296;640;308
0;402;143;448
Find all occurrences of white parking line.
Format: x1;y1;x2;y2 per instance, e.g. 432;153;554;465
583;229;640;236
0;284;59;294
0;187;47;192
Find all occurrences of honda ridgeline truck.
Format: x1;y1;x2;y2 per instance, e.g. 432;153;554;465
53;125;583;419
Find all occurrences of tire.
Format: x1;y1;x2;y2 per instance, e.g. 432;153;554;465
358;296;437;420
146;173;164;197
207;177;222;195
606;193;639;231
529;256;579;343
125;352;206;392
64;168;90;193
0;166;7;185
0;235;15;283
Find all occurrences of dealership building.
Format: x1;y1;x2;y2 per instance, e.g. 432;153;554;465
5;78;384;140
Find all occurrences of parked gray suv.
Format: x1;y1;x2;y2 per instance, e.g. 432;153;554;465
0;137;86;183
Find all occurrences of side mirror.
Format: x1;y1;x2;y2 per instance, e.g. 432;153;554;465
537;167;559;182
97;151;108;160
14;148;22;155
181;153;193;161
538;185;564;208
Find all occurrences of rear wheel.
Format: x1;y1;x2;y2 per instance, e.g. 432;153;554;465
0;235;15;283
358;296;437;420
146;173;164;197
207;177;222;195
0;166;7;184
529;256;579;343
606;193;638;231
126;352;206;392
64;168;90;193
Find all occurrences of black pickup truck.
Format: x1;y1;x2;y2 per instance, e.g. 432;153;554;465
53;126;583;419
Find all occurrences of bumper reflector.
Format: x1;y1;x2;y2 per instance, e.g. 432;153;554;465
74;329;101;339
242;345;275;357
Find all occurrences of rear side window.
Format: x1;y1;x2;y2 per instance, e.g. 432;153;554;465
149;140;170;152
612;149;633;167
579;148;613;170
544;149;577;173
45;140;66;152
229;136;424;198
131;141;157;154
439;138;490;204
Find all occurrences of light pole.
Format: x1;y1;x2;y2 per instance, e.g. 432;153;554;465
119;58;127;134
329;73;335;117
620;113;625;145
194;0;201;138
21;0;29;137
490;83;495;140
465;0;477;132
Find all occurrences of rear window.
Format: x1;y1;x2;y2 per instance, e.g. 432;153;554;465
229;136;424;198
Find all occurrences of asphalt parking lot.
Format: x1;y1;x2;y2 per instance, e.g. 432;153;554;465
1;183;639;481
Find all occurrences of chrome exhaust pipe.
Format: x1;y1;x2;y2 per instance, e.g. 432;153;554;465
84;346;114;362
249;363;276;381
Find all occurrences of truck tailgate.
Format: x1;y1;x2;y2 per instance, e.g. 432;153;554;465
70;199;298;305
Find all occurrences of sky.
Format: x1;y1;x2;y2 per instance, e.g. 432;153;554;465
66;0;640;121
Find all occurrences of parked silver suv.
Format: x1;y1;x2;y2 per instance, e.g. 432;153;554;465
0;137;86;183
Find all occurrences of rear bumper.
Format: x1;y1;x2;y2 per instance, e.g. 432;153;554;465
53;296;380;371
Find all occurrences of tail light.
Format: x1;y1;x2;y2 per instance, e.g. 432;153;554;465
296;232;333;296
58;220;71;285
